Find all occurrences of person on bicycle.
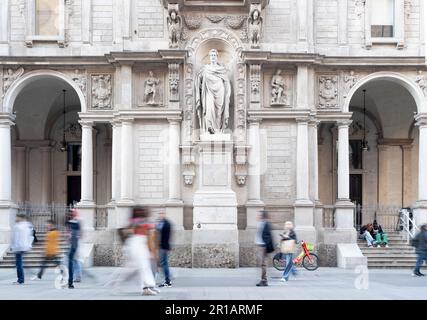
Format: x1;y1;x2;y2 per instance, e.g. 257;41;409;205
280;221;298;283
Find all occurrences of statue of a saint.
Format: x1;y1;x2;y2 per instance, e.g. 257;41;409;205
248;5;263;48
271;69;286;105
195;49;231;134
167;5;182;49
144;71;160;105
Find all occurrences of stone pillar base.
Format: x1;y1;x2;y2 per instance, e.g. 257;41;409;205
294;201;316;243
113;202;134;228
192;229;239;268
165;200;184;230
334;200;356;238
75;203;95;232
413;202;427;226
0;203;17;244
245;200;264;229
314;203;324;243
323;228;357;244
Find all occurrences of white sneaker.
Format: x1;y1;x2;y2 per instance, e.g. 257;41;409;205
150;287;161;293
31;275;41;281
142;288;158;296
385;244;389;248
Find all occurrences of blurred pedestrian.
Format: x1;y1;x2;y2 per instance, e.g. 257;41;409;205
67;208;81;289
411;224;427;277
156;211;172;287
31;220;61;280
255;210;274;287
10;213;33;285
280;221;298;283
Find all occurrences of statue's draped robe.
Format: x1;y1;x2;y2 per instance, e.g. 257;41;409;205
195;63;231;132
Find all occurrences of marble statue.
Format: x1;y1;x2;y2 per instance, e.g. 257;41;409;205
195;49;231;134
271;69;287;105
248;5;263;48
144;71;160;105
167;4;182;48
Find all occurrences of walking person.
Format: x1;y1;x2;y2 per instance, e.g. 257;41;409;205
280;221;298;283
156;211;172;288
31;220;61;280
255;210;274;287
411;224;427;277
67;209;81;289
10;213;34;285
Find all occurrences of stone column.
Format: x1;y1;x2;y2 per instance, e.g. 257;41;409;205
414;116;427;225
110;121;121;202
166;118;184;230
0;115;17;243
40;147;52;204
77;120;95;232
14;147;26;203
309;120;323;233
334;120;356;242
119;118;134;203
246;118;264;229
294;118;315;242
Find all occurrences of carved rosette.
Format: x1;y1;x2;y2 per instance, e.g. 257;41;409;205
91;74;113;110
318;75;339;109
168;63;180;102
250;64;261;103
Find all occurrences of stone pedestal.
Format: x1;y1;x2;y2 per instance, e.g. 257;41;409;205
192;134;239;268
165;201;184;231
0;203;17;244
294;200;316;243
75;203;95;232
332;200;357;243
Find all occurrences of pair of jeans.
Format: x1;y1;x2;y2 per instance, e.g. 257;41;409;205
363;231;376;246
73;260;82;281
257;246;268;282
282;253;297;281
414;254;427;273
68;247;77;286
15;252;24;284
375;233;388;245
159;249;171;283
37;256;61;279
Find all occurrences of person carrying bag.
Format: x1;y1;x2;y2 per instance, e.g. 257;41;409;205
279;221;298;282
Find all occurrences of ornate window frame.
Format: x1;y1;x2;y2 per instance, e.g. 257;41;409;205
364;0;405;49
24;0;66;47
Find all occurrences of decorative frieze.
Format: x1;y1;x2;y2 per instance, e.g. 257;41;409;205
235;63;247;142
91;74;112;110
168;63;180;102
415;70;427;96
250;64;261;103
318;75;339;109
167;4;182;49
2;67;24;97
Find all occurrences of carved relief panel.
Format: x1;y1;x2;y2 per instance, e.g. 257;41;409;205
263;68;294;108
90;74;113;110
317;75;339;109
134;68;166;107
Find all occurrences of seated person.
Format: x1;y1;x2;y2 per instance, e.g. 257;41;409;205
372;220;389;248
359;223;378;247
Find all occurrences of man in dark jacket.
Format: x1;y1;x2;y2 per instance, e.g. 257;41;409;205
255;210;274;287
156;211;172;287
67;209;81;289
411;224;427;277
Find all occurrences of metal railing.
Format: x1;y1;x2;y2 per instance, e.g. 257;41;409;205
354;204;402;232
18;203;70;232
398;208;419;243
95;205;108;230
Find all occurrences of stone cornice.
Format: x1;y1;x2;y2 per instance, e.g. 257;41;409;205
316;111;353;122
161;0;269;10
248;110;311;120
106;51;187;65
0;56;110;67
78;112;114;123
114;110;183;120
377;138;414;146
0;112;15;125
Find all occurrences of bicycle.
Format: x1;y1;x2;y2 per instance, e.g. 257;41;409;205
272;240;319;271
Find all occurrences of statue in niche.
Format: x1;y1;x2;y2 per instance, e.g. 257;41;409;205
3;67;24;96
144;71;161;105
271;69;287;105
195;49;231;134
248;5;263;48
167;4;182;48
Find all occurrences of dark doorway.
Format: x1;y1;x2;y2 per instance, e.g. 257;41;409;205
67;176;81;206
350;174;363;229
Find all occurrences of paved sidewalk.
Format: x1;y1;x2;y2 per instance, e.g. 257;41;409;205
0;267;426;300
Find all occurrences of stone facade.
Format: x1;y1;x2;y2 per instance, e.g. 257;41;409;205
0;0;426;268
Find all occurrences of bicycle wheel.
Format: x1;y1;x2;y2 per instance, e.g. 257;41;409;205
302;253;319;271
272;253;286;271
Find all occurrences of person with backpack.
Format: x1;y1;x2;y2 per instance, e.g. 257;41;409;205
411;224;427;277
255;210;274;287
10;213;34;285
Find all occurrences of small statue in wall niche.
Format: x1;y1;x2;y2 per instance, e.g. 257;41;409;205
92;74;112;109
3;67;24;96
271;70;288;105
415;70;427;96
248;4;263;49
144;71;161;105
167;4;182;49
319;76;338;108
